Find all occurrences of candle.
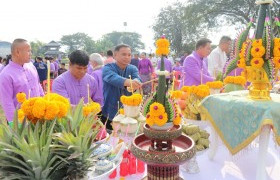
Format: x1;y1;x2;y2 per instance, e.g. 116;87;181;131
129;75;133;94
183;72;185;86
87;83;90;104
201;68;203;85
47;61;51;100
234;69;237;76
172;71;175;91
28;89;31;99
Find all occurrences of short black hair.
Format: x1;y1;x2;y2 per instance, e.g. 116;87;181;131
195;38;212;50
141;52;147;56
61;63;65;66
219;36;232;44
69;50;89;66
107;50;113;56
114;44;131;52
36;56;43;61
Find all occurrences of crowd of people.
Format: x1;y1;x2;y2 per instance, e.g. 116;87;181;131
0;36;233;132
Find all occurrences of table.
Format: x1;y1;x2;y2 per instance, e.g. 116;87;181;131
200;90;280;180
103;130;280;180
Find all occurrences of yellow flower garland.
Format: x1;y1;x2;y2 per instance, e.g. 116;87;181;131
170;90;183;99
155;36;170;56
120;94;142;106
206;81;223;89
224;76;246;86
83;102;101;117
237;58;246;69
17;93;70;123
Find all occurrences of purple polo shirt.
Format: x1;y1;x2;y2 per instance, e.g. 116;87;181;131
0;61;44;122
88;67;104;107
180;51;214;86
52;71;102;105
157;58;172;79
138;58;153;75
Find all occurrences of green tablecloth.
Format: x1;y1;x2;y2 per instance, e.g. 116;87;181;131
200;90;280;154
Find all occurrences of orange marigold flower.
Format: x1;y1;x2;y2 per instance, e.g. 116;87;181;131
273;56;280;69
273;46;280;57
18;109;25;123
250;57;264;68
154;113;168;126
16;92;26;103
237;58;246;69
251;46;265;58
252;39;263;47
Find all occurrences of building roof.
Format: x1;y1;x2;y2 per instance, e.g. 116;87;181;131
44;41;61;47
44;50;65;55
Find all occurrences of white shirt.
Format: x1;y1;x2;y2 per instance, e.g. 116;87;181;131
207;46;227;77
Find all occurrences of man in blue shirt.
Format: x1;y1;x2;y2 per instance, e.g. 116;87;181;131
34;56;47;84
102;44;141;130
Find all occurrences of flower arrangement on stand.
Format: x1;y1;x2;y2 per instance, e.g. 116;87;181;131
141;36;182;130
224;0;279;100
0;92;104;180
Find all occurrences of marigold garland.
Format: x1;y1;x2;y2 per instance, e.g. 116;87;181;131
155;36;170;56
120;94;142;106
17;93;70;123
206;81;223;89
83;102;101;117
224;76;246;86
149;102;165;116
170;90;183;99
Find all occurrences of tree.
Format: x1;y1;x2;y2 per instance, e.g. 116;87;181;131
30;40;46;57
152;2;206;55
94;38;114;53
102;31;145;52
60;33;96;54
184;0;280;30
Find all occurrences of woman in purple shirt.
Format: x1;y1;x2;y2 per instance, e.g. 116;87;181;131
138;52;153;95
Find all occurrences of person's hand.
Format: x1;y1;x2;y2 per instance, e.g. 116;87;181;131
124;79;142;90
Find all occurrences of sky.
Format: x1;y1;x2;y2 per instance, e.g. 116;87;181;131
0;0;235;52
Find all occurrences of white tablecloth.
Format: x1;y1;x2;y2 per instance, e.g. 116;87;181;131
103;133;280;180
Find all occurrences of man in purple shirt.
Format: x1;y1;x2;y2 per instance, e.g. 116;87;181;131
0;39;44;124
89;53;104;107
181;38;214;87
52;50;102;105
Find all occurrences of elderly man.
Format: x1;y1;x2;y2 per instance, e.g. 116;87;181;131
52;50;102;105
102;44;141;130
88;53;104;107
208;36;232;77
181;38;214;86
0;39;44;125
